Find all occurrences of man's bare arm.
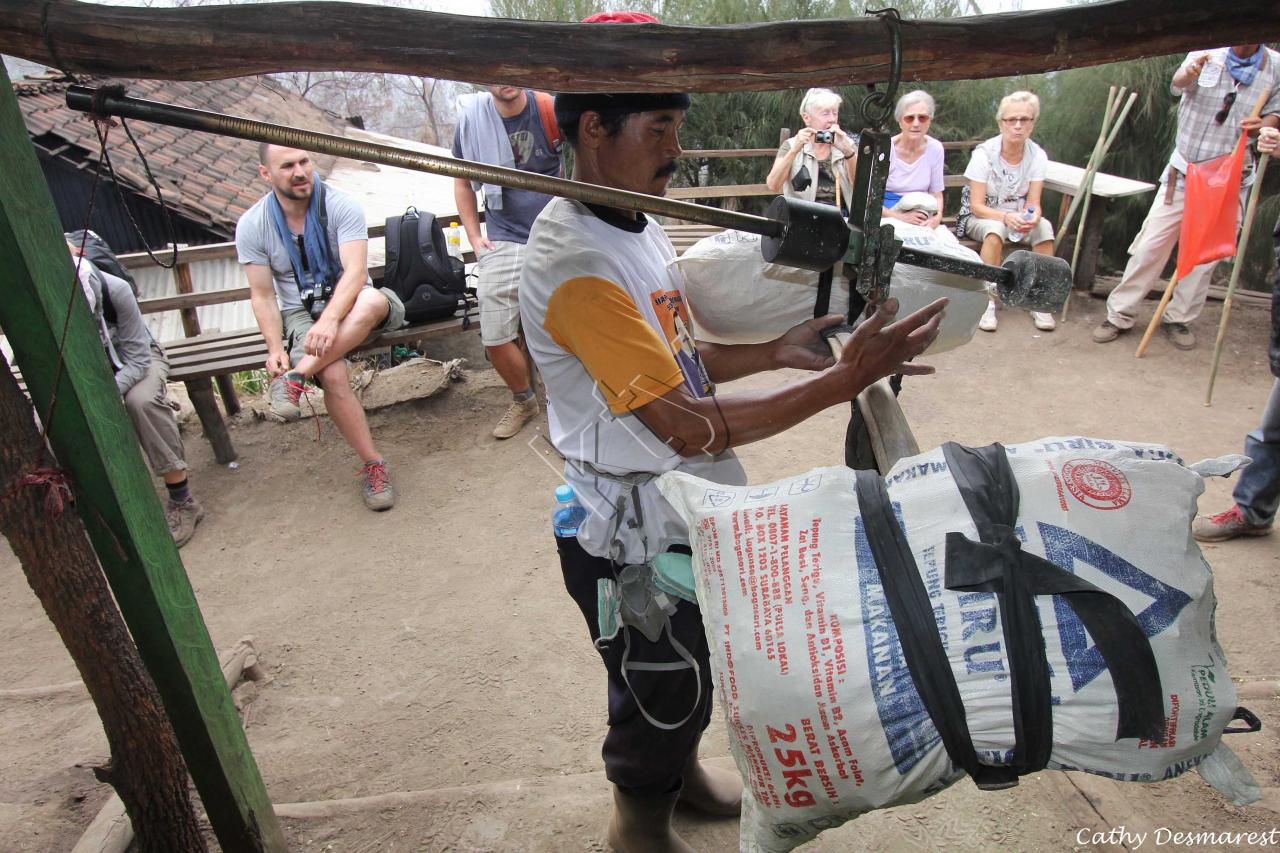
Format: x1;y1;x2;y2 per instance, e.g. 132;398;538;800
245;263;289;375
634;299;945;457
453;178;492;251
697;314;846;383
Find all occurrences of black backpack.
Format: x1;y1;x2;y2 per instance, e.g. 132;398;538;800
65;229;138;297
382;208;470;323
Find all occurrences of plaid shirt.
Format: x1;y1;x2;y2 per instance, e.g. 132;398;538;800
1171;47;1280;175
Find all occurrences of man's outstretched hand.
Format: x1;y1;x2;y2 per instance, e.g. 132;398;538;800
836;297;947;389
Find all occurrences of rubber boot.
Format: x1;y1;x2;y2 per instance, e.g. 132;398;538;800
607;785;695;853
678;748;743;817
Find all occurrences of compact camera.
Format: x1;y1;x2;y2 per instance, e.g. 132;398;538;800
814;130;834;144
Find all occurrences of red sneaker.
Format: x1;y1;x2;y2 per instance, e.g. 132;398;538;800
1192;505;1272;542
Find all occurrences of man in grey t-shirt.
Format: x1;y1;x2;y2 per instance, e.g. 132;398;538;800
452;85;562;439
235;144;406;511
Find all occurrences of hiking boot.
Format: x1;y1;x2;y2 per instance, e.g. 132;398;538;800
268;370;306;421
1092;320;1126;344
1164;322;1196;351
1192;505;1273;542
978;300;998;332
1032;311;1057;332
361;460;396;511
493;395;540;440
165;498;205;548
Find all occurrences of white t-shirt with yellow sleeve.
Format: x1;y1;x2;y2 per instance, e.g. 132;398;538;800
520;197;746;564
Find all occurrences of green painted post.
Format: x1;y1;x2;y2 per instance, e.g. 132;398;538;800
0;68;285;852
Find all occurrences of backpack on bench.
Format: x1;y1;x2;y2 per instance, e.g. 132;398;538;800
382;207;472;324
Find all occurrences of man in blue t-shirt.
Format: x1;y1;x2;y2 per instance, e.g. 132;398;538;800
452;85;562;439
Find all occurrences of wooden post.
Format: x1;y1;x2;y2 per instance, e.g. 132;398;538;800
0;65;284;852
0;354;209;853
170;261;240;417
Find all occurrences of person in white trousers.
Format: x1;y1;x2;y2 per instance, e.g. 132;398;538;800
1094;44;1279;351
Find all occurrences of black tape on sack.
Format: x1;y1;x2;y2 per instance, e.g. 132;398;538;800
854;468;1016;789
854;442;1167;791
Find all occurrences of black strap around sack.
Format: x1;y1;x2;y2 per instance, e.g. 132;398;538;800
853;442;1167;790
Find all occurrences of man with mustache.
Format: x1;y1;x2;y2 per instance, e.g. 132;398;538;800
453;83;563;439
520;26;948;845
235;144;404;511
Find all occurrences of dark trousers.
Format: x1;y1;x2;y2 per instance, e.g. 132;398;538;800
556;534;713;796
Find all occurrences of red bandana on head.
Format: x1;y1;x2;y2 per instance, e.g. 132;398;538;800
581;11;659;23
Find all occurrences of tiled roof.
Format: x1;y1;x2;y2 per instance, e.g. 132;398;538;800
14;74;347;235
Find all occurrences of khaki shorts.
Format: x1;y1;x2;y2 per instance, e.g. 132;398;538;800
965;215;1055;248
475;241;526;347
282;286;405;366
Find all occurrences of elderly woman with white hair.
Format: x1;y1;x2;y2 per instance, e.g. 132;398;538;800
882;90;946;229
960;90;1057;332
766;88;858;210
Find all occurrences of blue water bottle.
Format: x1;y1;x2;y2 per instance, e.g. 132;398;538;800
552;484;587;538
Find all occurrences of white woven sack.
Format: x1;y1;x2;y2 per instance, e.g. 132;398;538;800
656;437;1256;852
673;225;988;351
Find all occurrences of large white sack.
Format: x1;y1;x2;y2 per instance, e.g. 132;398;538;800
656;437;1254;852
674;224;989;352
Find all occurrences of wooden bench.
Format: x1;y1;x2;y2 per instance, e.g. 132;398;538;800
161;313;475;465
119;225;480;465
670;137;1157;288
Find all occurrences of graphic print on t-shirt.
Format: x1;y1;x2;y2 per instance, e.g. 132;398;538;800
508;129;535;168
650;288;713;399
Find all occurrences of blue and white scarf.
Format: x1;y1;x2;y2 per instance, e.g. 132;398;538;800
268;174;335;297
1227;47;1264;87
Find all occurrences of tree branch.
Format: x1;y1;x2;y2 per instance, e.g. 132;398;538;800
2;0;1277;90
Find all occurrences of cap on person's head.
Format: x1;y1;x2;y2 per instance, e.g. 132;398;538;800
554;11;690;145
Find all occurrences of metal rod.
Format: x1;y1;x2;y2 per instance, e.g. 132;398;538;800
896;246;1012;287
65;86;783;238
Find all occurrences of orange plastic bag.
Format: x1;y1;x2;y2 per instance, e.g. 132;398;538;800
1176;131;1246;279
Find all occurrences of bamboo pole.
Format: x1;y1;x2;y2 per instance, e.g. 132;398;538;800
1136;91;1269;357
1062;93;1137;319
1205;152;1270;405
1057;87;1121;321
1066;91;1138;281
1134;272;1184;356
1056;86;1121;245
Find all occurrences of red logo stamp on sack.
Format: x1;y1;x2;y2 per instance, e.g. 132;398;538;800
1062;459;1132;510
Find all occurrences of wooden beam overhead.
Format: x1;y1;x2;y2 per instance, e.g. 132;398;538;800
1;0;1277;90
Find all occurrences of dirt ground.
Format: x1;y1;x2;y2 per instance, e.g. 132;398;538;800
2;291;1279;852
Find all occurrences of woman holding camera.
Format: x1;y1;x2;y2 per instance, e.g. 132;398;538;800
960;90;1057;332
766;88;857;210
882;90;945;230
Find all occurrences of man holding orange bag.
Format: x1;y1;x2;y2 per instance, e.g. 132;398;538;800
1094;45;1279;351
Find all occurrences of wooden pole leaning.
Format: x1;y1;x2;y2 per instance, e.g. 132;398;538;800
1137;91;1270;358
1069;91;1138;271
1206;152;1270;405
1062;91;1138;321
1057;86;1121;321
1056;86;1121;246
0;66;285;852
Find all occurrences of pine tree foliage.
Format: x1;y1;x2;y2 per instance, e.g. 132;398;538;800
486;0;1278;288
